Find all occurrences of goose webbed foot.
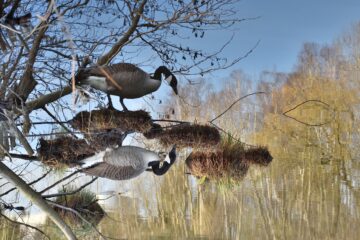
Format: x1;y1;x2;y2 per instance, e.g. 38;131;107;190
120;97;128;112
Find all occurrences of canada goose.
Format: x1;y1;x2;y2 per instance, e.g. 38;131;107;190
75;63;178;111
80;145;176;180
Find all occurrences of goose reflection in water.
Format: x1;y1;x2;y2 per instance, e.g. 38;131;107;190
79;145;176;180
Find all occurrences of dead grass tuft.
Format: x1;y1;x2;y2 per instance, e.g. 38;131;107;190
243;146;273;166
144;123;221;148
70;109;152;133
37;137;95;168
186;150;250;181
53;188;104;227
186;137;272;181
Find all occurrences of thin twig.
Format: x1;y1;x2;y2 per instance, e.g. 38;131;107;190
0;142;12;161
42;177;98;199
0;169;51;197
4;110;34;156
42;106;77;138
0;23;22;33
282;99;335;127
16;121;67;126
210;92;266;123
0;212;50;240
39;169;82;194
8;153;38;161
1;130;114;138
283;99;331;114
51;0;78;109
152;119;190;124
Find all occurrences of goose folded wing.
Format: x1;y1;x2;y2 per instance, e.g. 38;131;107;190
88;63;139;76
82;163;138;180
88;63;147;92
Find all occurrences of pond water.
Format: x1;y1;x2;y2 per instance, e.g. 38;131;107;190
2;141;359;239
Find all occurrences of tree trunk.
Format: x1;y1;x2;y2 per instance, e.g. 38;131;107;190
0;160;77;240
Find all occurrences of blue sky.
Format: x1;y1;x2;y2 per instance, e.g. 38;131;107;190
207;0;360;77
133;0;360;110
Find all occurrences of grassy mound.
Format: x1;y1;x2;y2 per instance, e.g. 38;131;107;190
186;137;272;181
242;146;273;166
37;137;95;167
70;109;152;133
53;188;104;227
144;123;221;148
186;150;250;181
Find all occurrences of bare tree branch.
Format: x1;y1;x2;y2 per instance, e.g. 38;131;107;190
42;106;77;138
47;201;120;240
4;110;34;156
0;169;51;197
25;86;72;111
97;0;148;65
210;91;266;123
39;169;82;194
282;99;335;127
42;177;98;199
0;212;50;240
0;161;77;240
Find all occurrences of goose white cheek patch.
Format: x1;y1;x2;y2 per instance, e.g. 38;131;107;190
164;155;171;164
165;75;173;84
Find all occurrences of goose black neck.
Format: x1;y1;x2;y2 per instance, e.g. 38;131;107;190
154;66;171;81
152;162;171;176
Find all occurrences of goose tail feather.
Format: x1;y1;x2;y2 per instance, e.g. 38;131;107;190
79;151;107;168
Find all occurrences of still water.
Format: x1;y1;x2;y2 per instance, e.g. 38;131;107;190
2;141;359;239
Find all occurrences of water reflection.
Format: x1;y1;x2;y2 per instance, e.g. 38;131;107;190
2;142;360;239
81;145;177;180
185;137;272;183
94;146;359;239
2;116;359;239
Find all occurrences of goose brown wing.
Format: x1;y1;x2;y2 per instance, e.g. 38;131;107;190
88;63;148;94
108;63;143;73
88;63;142;76
82;163;141;180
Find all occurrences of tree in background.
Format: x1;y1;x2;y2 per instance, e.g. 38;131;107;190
162;22;360;159
255;24;360;158
159;70;255;141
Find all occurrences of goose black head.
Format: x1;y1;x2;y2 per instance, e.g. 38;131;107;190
168;144;176;164
167;75;178;95
69;68;91;86
154;66;178;95
149;145;177;176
